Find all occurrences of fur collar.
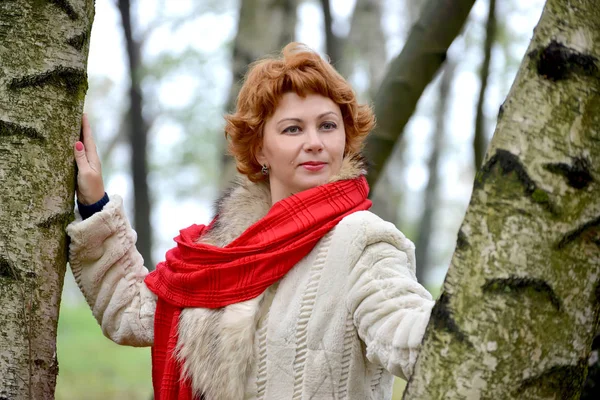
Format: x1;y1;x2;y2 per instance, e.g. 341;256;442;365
176;154;367;400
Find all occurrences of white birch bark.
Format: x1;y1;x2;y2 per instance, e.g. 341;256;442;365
0;1;94;398
405;0;600;398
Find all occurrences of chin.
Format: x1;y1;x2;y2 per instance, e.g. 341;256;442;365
294;175;330;192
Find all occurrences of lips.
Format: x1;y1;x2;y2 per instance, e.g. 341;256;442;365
300;161;326;166
300;161;327;172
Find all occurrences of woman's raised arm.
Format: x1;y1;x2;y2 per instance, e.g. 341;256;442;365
346;215;435;381
66;115;155;347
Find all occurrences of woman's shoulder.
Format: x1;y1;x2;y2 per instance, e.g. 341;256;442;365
334;210;414;250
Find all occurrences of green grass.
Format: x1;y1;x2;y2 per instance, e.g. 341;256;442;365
56;303;152;400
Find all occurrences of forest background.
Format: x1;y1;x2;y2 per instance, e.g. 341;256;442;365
55;0;545;398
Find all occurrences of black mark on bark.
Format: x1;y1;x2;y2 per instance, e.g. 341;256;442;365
531;40;599;81
592;334;600;352
50;353;60;376
544;157;593;189
516;359;587;399
0;257;20;281
557;215;600;249
67;31;87;51
48;0;78;20
581;349;600;400
456;229;469;251
0;120;44;142
24;271;37;279
483;276;561;311
498;103;505;119
430;292;472;346
37;212;73;229
9;66;87;95
477;149;555;213
479;150;535;189
582;328;600;399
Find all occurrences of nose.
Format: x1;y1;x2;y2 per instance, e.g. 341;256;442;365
303;128;323;153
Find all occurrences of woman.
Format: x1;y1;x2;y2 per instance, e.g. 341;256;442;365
67;42;434;400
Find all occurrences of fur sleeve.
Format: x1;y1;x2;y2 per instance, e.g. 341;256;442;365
345;215;434;380
66;194;155;347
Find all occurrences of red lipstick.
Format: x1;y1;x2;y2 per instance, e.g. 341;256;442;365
301;161;326;171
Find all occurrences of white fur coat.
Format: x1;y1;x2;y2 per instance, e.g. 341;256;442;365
67;155;435;399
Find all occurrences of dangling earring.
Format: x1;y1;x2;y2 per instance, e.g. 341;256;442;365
261;164;269;175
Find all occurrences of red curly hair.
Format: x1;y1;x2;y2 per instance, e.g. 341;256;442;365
224;42;375;182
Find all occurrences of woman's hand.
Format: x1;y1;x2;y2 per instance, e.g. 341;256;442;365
74;114;105;205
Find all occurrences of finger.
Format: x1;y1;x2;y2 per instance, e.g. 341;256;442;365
81;114;100;164
74;141;90;173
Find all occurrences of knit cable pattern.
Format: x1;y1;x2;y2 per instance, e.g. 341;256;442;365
291;233;333;399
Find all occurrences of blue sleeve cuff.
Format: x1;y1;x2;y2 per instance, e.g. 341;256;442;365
77;193;110;220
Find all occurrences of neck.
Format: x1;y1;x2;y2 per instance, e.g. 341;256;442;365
267;154;369;206
268;178;322;206
270;191;288;207
267;178;287;206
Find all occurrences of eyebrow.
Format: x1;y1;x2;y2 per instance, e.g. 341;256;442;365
277;111;340;125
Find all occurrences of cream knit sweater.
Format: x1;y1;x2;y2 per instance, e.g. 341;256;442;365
66;159;435;400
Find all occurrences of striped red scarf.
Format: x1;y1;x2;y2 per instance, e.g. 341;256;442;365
144;176;371;399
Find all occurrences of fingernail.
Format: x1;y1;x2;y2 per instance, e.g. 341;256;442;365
75;142;84;151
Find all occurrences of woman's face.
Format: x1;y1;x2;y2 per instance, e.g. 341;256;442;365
258;92;346;205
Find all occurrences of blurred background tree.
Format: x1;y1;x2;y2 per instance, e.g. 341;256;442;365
117;0;154;270
220;0;298;188
56;0;549;398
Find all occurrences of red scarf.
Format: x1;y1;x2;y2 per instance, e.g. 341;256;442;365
144;177;371;400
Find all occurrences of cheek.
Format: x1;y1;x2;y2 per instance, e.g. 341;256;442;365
262;135;285;162
269;138;298;170
335;131;347;157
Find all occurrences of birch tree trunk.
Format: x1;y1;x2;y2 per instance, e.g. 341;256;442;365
405;0;600;398
220;0;297;188
0;1;94;398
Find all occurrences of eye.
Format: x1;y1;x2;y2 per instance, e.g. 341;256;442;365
283;126;301;134
321;122;337;130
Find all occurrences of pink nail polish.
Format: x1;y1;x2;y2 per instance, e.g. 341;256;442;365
75;142;84;151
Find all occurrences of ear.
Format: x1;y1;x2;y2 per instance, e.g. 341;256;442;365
255;144;267;166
